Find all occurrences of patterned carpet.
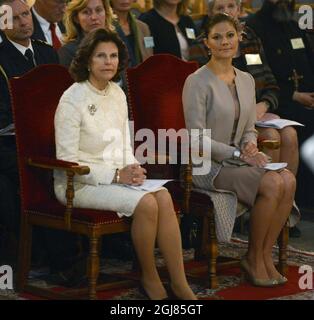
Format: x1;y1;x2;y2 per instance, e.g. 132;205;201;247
1;238;314;300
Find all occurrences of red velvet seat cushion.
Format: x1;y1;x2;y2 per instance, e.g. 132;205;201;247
26;199;126;225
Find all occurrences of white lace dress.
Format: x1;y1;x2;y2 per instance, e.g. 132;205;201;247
54;80;163;216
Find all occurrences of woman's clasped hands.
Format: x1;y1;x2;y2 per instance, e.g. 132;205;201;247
241;142;269;168
119;164;147;185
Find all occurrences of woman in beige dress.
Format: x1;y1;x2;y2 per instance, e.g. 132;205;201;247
182;13;296;287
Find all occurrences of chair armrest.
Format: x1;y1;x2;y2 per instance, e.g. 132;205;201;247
27;156;90;229
27;156;90;175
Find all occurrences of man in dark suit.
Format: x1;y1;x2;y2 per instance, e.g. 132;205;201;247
0;1;84;283
0;0;59;264
0;0;59;234
31;0;66;49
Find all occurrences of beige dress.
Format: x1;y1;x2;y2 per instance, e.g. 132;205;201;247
54;81;165;217
183;66;262;242
214;83;264;208
183;66;300;241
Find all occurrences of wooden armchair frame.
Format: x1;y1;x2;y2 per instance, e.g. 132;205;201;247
127;54;288;289
10;65;134;300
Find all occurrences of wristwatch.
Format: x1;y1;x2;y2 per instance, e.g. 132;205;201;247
113;168;120;184
233;149;241;160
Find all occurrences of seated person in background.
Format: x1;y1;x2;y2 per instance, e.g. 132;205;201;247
110;0;153;104
247;0;314;212
139;0;199;61
31;0;66;49
54;28;196;300
110;0;153;67
0;0;59;242
183;13;297;286
247;0;314;142
58;0;113;67
0;0;80;275
238;0;253;21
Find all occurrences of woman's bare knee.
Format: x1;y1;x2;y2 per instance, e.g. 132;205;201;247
154;190;175;212
134;194;158;223
258;172;284;201
279;169;296;195
280;127;298;149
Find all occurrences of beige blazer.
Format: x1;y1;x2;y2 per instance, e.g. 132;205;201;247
183;65;257;163
136;20;153;62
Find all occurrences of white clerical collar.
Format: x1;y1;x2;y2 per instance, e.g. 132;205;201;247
32;7;51;33
8;39;34;56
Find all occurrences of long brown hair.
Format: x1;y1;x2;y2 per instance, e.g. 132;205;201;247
63;0;114;44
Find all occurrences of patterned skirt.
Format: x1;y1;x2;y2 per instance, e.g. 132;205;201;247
192;161;264;242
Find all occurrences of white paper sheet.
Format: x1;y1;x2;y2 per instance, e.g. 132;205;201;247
0;123;15;136
124;179;173;192
256;119;304;129
264;162;288;171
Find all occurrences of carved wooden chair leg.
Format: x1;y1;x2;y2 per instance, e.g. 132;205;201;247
277;222;289;277
97;236;102;259
87;234;100;300
77;234;85;258
194;215;208;261
17;216;32;292
208;209;218;289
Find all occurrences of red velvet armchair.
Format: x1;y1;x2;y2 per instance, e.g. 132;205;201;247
126;54;288;289
126;53;198;218
9;65;132;299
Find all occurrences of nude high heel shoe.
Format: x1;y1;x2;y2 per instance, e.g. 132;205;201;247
274;274;288;285
240;258;279;287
